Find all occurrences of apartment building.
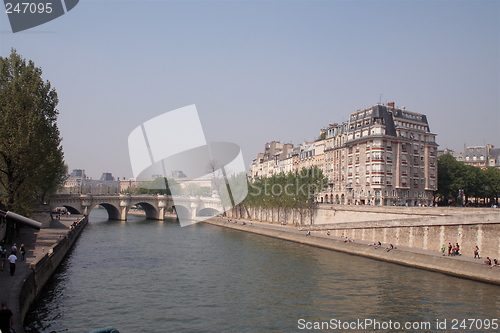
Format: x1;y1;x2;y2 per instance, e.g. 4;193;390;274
251;102;439;206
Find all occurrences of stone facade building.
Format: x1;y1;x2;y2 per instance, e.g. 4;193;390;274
251;102;439;206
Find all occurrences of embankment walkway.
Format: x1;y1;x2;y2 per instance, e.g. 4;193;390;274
205;217;500;286
0;215;85;333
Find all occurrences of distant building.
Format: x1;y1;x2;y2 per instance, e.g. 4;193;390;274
100;173;114;181
439;144;500;169
61;169;120;194
456;144;500;169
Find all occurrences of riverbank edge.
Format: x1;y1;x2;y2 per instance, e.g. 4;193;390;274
18;216;88;331
204;218;500;286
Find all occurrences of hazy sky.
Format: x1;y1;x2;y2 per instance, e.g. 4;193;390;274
1;0;499;179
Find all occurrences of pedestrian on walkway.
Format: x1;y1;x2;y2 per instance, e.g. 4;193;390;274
7;252;17;276
441;244;446;256
474;246;480;259
0;302;13;333
447;243;453;256
0;246;6;271
20;244;26;261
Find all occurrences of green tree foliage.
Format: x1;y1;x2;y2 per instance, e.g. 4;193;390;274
133;177;181;195
0;50;67;215
437;153;499;205
243;166;328;222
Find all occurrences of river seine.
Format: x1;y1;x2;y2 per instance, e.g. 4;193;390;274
25;209;499;332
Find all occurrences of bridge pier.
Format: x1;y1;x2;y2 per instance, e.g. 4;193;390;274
81;194;93;216
157;195;168;221
119;194;131;221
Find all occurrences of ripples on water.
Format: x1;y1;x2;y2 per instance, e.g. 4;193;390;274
25;211;500;332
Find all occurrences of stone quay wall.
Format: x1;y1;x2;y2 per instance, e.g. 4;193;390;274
205;218;500;286
228;205;500;260
18;216;88;322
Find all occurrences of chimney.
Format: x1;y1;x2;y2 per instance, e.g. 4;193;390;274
388;102;395;108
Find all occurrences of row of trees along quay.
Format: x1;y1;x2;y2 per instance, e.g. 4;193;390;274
437;154;500;206
233;166;328;225
0;50;67;242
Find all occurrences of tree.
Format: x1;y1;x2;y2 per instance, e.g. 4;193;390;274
0;49;67;215
135;177;180;195
485;167;500;205
242;166;327;224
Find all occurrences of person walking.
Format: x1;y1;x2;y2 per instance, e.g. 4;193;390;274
0;302;13;333
19;244;26;261
0;246;6;271
7;252;17;276
474;246;480;259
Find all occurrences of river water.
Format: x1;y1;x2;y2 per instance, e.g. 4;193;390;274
25;209;499;332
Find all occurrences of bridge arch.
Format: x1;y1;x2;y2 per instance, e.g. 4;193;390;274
96;203;122;220
133;202;160;220
173;205;191;221
60;205;82;215
197;207;221;217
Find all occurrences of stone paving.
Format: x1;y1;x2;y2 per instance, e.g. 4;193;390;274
0;215;82;333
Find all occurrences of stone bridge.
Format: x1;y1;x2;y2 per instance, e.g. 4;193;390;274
50;194;224;221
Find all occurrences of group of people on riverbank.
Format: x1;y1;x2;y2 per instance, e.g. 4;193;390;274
0;243;25;276
440;243;462;257
226;219;252;226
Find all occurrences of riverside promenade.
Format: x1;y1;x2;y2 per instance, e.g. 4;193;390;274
205;217;500;286
0;215;86;333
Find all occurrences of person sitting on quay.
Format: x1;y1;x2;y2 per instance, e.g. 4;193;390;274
306;231;311;236
385;244;394;252
326;231;331;236
490;259;499;269
375;241;382;249
484;257;492;265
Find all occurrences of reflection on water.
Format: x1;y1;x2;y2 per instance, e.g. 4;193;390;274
25;209;500;332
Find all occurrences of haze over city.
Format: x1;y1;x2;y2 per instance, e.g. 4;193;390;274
1;0;498;179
